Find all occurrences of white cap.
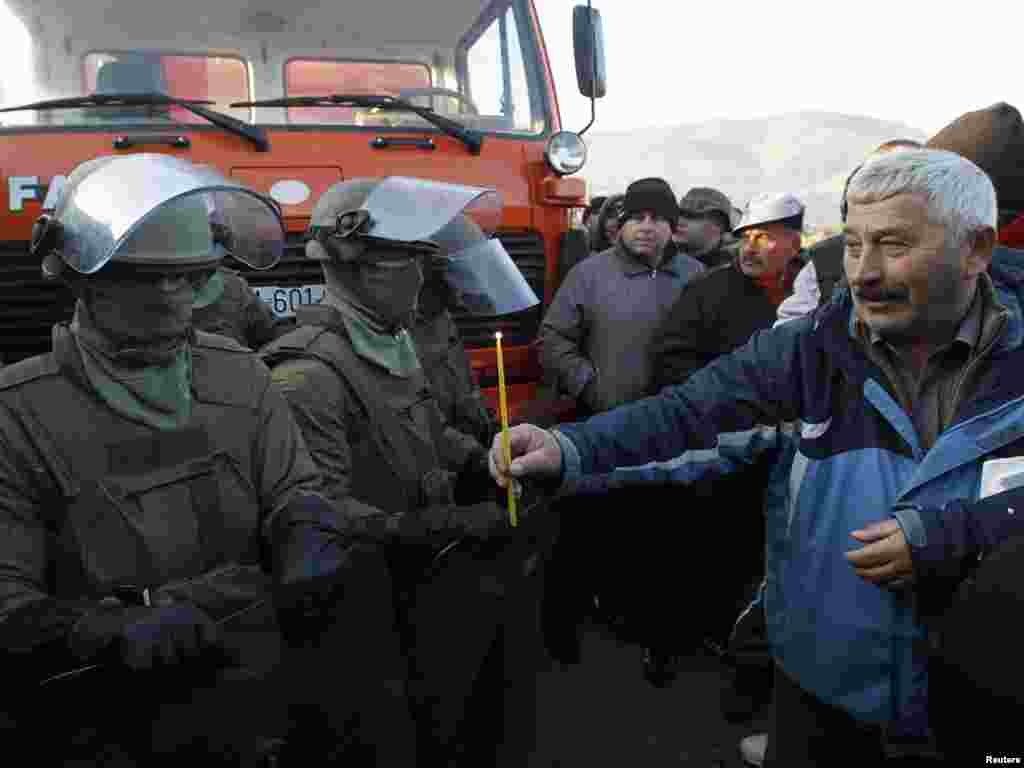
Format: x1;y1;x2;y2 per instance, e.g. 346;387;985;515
734;193;805;233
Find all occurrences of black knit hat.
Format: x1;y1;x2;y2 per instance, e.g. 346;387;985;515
620;177;679;223
927;102;1024;211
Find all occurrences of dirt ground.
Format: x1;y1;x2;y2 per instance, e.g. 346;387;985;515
529;620;771;768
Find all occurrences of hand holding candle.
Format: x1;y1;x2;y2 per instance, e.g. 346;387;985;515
494;332;518;527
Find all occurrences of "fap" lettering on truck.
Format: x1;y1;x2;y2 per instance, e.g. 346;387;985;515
8;175;67;212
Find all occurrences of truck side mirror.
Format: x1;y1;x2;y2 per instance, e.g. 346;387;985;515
573;6;607;99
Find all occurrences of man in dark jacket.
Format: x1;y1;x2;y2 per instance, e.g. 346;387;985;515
655;192;805;390
542;178;704;415
674;187;738;269
639;193;804;687
538;178;704;669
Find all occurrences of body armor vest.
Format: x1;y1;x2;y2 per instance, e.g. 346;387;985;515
0;328;270;617
410;308;494;448
263;304;448;515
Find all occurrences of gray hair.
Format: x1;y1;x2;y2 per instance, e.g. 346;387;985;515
846;149;997;247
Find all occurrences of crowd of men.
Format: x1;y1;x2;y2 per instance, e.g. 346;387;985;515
507;100;1024;766
0;101;1023;767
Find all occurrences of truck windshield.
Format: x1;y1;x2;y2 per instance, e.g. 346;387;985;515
0;0;551;135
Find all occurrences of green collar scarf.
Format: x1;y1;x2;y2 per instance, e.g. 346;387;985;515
192;269;226;310
71;303;194;431
321;285;421;378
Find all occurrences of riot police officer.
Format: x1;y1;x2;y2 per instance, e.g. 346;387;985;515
263;176;544;766
0;154;357;766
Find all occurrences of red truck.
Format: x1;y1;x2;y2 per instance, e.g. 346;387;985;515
0;0;606;417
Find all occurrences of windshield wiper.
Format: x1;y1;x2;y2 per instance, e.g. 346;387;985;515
0;93;270;152
230;94;483;155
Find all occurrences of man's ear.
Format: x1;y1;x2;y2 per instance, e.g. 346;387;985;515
966;226;996;277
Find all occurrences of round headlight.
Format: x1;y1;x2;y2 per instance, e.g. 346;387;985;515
545;131;587;175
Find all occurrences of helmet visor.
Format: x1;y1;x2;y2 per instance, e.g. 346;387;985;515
206;189;285;270
358;176;502;244
55;153;283;274
439;238;539;316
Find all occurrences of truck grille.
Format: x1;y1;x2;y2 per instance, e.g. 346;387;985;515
0;243;75;364
0;231;546;365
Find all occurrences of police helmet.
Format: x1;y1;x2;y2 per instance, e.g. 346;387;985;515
33;153;284;280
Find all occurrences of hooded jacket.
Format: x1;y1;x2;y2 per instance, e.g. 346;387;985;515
587;194;625;254
549;247;1024;742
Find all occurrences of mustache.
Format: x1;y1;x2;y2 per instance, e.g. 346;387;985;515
854;286;909;302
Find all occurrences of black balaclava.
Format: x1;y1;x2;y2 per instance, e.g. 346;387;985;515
322;239;425;333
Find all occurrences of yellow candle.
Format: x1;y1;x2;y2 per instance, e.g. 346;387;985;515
495;332;518;527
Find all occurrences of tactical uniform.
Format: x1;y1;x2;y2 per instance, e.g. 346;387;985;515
264;176;544;767
411;251;495;450
0;154;362;766
266;306;472;514
192;266;292;349
411;306;495;451
0;328;317;760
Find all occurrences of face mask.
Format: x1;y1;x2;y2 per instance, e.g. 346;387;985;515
85;272;198;347
353;257;424;329
417;263;454;319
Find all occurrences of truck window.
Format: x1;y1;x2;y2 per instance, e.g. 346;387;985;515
284;60;432;125
81;52;251;123
1;0;551;136
461;3;538;133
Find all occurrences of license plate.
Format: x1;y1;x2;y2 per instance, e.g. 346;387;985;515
254;284;324;318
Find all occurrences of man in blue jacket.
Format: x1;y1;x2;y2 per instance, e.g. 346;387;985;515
488;148;1022;765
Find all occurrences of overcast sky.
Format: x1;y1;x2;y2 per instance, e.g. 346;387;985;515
2;0;1017;139
539;0;1021;136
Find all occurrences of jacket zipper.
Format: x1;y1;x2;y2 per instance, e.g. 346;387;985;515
949;311;1008;422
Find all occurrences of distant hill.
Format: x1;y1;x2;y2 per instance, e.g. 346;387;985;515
581;111;929;230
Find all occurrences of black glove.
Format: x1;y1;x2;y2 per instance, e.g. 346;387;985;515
270;494;356;644
69;601;223;671
417;500;521;539
453;449;500;506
